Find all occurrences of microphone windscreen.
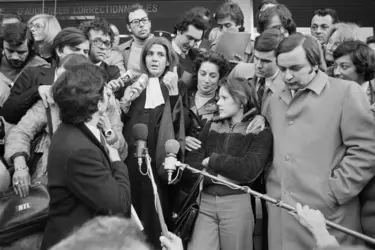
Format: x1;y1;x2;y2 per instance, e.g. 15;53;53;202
165;139;180;155
132;124;148;141
138;74;149;88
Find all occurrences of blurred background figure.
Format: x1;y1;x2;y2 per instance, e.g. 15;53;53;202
333;40;375;104
366;35;375;53
50;216;184;250
310;8;339;46
325;22;361;67
27;14;61;64
110;23;120;48
0;12;22;28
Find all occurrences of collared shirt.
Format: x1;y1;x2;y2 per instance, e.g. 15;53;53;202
266;70;280;88
85;122;101;142
256;70;280;91
95;61;102;67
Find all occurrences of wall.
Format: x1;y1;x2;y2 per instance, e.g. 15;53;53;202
1;0;374;35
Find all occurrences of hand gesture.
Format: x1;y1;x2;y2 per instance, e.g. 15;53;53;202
107;78;125;92
122;85;143;103
246;115;265;134
185;136;202;151
106;144;121;162
294;203;327;235
38;85;54;108
163;66;179;96
160;232;184;250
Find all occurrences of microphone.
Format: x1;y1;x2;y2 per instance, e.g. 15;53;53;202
164;139;180;183
130;74;148;98
120;70;136;83
132;124;148;167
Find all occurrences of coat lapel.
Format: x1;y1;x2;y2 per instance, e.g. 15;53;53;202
78;124;112;167
279;86;292;106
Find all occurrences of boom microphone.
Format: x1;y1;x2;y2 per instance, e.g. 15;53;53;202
164;139;180;183
132;124;148;167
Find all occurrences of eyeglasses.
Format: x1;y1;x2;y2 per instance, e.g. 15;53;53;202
91;38;112;49
129;17;150;26
29;23;45;30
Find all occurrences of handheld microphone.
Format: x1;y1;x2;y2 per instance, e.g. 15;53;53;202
120;70;136;83
130;74;148;98
132;124;148;167
164;139;180;183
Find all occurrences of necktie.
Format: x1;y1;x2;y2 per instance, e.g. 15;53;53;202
257;78;266;107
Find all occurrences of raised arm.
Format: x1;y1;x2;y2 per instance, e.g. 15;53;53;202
4;100;48;166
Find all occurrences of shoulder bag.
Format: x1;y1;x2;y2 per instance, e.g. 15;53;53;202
172;174;204;243
0;106;53;245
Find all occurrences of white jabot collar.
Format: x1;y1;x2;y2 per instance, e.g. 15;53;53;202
144;77;165;109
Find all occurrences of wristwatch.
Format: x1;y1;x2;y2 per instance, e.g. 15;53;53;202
104;129;114;137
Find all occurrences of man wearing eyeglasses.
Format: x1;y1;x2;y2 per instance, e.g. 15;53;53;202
79;18;122;98
116;4;153;76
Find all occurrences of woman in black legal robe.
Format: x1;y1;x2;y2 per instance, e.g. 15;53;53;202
118;37;186;249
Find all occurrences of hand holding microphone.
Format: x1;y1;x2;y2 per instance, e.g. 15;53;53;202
107;70;135;92
122;74;149;103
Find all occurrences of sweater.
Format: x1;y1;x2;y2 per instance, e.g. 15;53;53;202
184;117;273;196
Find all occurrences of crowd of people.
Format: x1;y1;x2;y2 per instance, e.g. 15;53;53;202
1;0;375;249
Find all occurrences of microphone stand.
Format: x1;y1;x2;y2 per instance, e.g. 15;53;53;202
142;147;169;237
174;162;375;246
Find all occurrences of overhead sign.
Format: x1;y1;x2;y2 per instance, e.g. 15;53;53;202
15;3;158;17
2;1;220;20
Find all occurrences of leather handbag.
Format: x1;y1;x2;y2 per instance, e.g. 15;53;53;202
0;179;49;245
172;175;204;243
0;107;54;245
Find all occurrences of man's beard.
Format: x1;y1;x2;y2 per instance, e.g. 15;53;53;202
4;54;29;69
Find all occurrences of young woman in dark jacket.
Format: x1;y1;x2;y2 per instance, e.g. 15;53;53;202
185;77;273;250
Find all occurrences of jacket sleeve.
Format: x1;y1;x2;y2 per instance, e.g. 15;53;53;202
106;95;128;161
183;121;214;183
208;129;273;183
330;83;375;205
65;148;131;216
4;101;47;165
1;67;41;124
